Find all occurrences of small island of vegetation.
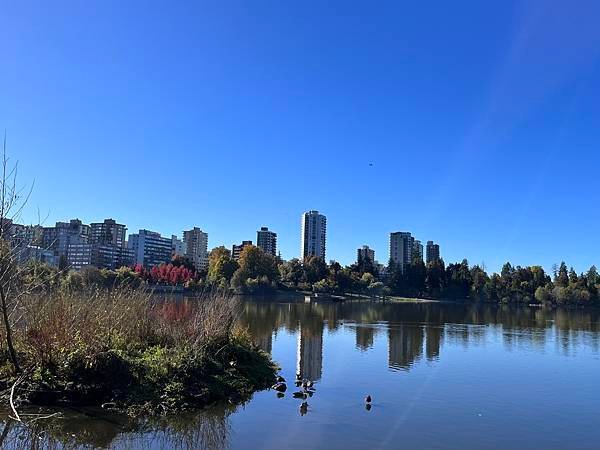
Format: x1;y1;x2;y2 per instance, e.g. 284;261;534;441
0;273;277;416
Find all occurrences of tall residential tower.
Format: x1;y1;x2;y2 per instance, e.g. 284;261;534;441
389;231;414;272
89;218;126;248
232;240;253;260
257;227;277;256
426;241;440;264
357;245;375;265
301;210;326;260
183;227;209;271
413;240;424;262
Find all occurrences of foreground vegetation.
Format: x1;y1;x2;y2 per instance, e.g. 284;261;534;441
0;284;276;415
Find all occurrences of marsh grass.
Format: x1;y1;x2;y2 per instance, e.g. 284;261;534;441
0;286;276;414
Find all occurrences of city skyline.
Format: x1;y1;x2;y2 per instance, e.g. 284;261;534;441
11;211;445;273
4;1;600;273
12;200;597;273
11;210;600;276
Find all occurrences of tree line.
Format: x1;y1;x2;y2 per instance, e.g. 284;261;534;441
206;245;599;306
16;244;600;307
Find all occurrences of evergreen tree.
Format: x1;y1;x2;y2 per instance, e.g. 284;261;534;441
556;262;569;287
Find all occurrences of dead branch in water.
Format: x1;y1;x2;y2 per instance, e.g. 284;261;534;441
9;373;25;422
8;371;62;429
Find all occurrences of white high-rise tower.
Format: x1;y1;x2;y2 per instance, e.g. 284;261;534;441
389;231;414;272
301;210;326;260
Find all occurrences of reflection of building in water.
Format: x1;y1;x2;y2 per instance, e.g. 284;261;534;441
355;325;376;351
425;325;442;361
388;324;424;370
296;324;323;381
254;333;273;354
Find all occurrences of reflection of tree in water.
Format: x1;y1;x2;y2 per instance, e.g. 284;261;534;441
0;403;234;450
240;297;600;370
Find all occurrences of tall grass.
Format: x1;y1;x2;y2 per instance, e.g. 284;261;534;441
0;286;275;412
16;287;238;366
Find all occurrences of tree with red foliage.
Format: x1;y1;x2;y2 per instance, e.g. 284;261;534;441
144;262;197;285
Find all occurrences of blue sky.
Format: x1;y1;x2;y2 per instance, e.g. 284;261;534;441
2;1;599;273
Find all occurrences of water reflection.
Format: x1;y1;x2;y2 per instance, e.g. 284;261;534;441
425;325;442;361
296;324;323;381
388;324;424;371
0;404;235;450
2;298;599;449
241;298;600;372
355;324;376;351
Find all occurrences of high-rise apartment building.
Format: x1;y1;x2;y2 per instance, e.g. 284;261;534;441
413;240;424;262
389;231;414;272
256;227;277;256
232;240;253;261
183;227;209;271
84;218;132;270
128;229;172;268
426;241;440;264
357;245;375;264
89;219;126;248
66;242;93;270
43;219;90;257
301;210;326;260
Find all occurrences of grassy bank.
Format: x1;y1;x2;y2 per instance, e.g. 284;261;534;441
0;287;277;415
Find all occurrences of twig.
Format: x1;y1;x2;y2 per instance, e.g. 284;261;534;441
26;412;62;423
9;374;25;422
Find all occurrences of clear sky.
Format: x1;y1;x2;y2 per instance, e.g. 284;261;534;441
2;1;599;273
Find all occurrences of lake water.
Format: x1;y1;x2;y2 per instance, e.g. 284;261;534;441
2;296;600;449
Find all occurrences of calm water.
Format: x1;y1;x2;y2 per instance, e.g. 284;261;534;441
2;296;600;449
